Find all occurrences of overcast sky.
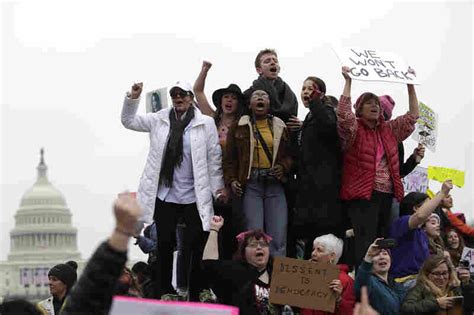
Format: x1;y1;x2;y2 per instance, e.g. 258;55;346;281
1;1;473;262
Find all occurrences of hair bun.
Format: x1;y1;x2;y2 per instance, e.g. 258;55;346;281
66;260;78;271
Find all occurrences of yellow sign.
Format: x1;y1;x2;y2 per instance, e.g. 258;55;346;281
427;166;465;188
426;189;435;199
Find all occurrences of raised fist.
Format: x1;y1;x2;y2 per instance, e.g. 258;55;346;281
129;82;143;99
202;61;212;72
113;192;142;235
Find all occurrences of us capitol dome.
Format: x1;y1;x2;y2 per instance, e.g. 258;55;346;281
0;149;82;302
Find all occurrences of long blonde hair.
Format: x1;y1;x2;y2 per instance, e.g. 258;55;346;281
416;255;460;297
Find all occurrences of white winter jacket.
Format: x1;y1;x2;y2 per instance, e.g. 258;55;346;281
121;96;224;231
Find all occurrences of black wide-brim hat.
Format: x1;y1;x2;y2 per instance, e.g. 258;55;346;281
212;84;244;108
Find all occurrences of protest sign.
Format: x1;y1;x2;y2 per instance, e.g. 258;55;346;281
460;247;474;273
426;189;435;199
269;256;339;312
334;47;419;84
403;166;428;194
146;87;168;113
428;166;465;188
412;102;438;152
110;296;239;315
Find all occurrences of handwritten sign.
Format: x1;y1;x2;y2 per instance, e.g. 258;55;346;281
269;256;339;312
412;102;438;152
403;166;428;194
334;47;419;84
460;247;474;273
428;166;465;188
146;87;168;113
110;296;239;315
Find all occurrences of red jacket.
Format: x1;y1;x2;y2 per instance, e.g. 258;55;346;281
446;209;474;236
300;264;355;315
340;119;403;201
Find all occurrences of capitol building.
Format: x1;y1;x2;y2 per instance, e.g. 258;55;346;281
0;149;83;302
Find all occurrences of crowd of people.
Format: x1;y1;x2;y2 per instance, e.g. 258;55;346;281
1;48;473;315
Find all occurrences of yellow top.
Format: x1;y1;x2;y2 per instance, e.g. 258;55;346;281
252;119;273;169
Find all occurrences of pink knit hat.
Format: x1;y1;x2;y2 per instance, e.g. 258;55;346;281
354;92;380;117
378;95;395;120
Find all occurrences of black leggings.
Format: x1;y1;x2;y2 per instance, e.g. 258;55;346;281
347;191;393;267
152;199;206;301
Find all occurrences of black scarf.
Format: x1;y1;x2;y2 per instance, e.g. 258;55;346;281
159;106;195;187
252;75;298;122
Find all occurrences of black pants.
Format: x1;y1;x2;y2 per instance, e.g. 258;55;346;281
153;198;206;301
347;191;393;267
213;195;245;260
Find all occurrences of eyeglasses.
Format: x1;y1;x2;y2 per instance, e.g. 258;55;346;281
430;271;449;278
170;91;190;99
247;241;269;248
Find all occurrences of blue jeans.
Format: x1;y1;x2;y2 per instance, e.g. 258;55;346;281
242;176;288;256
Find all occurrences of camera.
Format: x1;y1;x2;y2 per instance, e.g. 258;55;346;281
375;238;397;249
459;260;470;269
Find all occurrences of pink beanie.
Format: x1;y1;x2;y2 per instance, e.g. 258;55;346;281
354;92;380;118
379;95;395;120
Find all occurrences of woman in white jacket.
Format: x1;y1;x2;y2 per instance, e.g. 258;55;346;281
121;81;226;301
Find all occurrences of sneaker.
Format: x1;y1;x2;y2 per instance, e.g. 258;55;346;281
199;289;217;303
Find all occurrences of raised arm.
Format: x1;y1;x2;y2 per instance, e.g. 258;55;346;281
62;193;142;314
355;239;383;296
121;82;153;132
407;85;419;118
337;67;358;151
445;210;474;236
342;66;352;98
407;68;420;118
193;61;216;117
408;180;453;229
203;216;224;260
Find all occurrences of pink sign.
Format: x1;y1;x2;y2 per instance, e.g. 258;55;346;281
110;296;239;315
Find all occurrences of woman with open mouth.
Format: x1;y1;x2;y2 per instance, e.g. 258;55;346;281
354;238;407;315
389;180;453;289
300;233;355;315
423;213;447;257
121;80;226;301
445;228;465;266
194;60;246;259
193;60;245;149
337;66;420;267
288;76;344;260
202;215;280;315
223;87;291;257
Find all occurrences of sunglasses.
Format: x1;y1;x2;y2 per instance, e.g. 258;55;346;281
170;90;190;99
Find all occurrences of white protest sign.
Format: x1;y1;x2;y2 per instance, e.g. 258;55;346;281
412;101;438;152
460;247;474;273
334;47;419;84
402;166;428;194
146;87;168;113
110;296;239;315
